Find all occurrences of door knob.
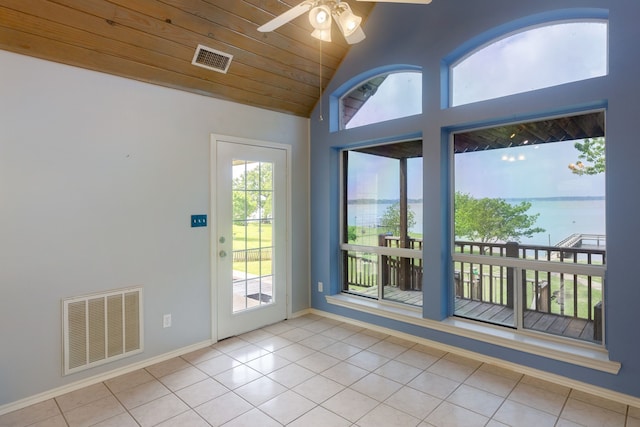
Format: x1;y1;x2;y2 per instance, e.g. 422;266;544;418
219;250;227;258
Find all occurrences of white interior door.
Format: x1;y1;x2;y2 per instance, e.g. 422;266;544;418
214;137;288;339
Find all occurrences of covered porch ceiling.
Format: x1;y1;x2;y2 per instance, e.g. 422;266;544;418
353;111;605;159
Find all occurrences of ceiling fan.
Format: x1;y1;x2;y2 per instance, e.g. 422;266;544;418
257;0;432;45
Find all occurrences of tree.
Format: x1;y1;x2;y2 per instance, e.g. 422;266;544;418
380;202;416;236
568;137;605;175
347;225;358;242
454;192;545;243
232;163;273;221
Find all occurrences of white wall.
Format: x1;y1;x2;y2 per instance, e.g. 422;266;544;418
0;50;309;407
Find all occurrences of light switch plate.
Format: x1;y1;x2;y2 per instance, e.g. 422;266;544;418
191;214;207;227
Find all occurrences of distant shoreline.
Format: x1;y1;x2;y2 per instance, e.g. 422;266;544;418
504;196;605;202
348;196;605;204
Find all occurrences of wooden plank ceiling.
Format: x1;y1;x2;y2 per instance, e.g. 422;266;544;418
353;111;605;159
0;0;375;117
453;111;605;153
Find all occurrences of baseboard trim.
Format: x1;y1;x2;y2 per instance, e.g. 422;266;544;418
0;339;214;417
4;308;637;416
290;308;313;318
325;294;619;374
1;310;314;416
310;308;640;408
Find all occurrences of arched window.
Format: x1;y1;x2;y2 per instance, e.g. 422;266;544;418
450;20;608;107
339;71;422;129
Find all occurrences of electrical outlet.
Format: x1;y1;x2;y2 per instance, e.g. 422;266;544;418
318;281;323;292
163;314;172;328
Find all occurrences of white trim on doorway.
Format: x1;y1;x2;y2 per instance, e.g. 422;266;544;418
209;134;292;343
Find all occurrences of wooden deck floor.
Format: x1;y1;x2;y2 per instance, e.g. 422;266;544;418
356;285;423;306
351;286;599;343
455;298;599;343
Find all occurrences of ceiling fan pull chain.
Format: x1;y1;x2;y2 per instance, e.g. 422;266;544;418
319;39;324;122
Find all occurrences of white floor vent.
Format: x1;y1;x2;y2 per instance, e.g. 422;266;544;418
63;287;143;375
191;44;233;73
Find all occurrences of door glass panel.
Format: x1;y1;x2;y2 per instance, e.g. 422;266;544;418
232;160;274;312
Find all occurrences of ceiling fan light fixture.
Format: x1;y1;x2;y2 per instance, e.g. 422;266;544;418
343;25;366;44
259;0;432;44
335;3;362;35
311;28;332;42
309;4;333;30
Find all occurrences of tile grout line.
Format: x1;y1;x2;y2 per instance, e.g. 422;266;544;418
52;396;70;427
7;316;636;427
553;392;571;427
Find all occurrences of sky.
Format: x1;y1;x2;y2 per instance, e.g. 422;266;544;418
348;152;422;200
346;20;607;201
452;21;607;106
454;139;605;199
348;139;605;201
346;21;607;126
346;71;422;129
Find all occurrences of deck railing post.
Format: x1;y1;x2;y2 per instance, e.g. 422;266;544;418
378;234;389;287
505;242;519;309
593;301;603;341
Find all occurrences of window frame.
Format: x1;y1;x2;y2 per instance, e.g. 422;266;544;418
336;69;422;131
326;10;615;370
339;141;424;307
449;111;607;347
443;12;609;108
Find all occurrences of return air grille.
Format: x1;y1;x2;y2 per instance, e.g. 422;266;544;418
192;44;233;73
63;287;143;375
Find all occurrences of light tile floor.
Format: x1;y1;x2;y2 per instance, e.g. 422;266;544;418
2;313;639;427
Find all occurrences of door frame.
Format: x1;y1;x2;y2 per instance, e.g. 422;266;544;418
210;134;292;343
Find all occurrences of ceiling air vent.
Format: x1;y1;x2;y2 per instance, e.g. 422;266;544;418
192;44;233;74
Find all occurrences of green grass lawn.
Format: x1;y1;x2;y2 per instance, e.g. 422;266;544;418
350;226;423;246
233;222;272;276
233;222;272;249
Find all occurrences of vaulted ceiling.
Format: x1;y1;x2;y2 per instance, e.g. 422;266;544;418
0;0;376;117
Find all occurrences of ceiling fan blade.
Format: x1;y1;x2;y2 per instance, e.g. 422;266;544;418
358;0;432;3
257;1;314;32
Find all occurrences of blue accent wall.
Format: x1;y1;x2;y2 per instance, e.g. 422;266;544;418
310;0;640;398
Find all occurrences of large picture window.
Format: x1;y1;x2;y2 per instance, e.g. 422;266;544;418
452;112;606;344
335;15;610;352
342;140;423;306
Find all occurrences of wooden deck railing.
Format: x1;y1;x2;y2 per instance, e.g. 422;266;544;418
453;240;605;340
345;235;423;291
379;235;423;291
346;236;605;339
345;254;377;288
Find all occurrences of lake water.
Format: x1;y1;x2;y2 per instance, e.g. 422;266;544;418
347;198;605;246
